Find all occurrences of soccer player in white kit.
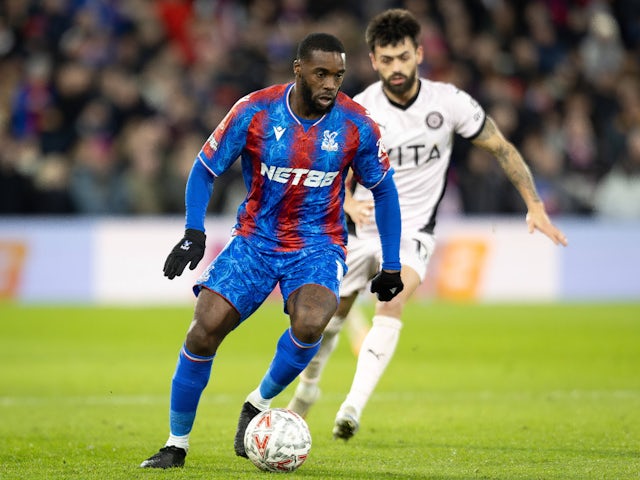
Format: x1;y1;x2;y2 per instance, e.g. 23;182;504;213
288;8;569;440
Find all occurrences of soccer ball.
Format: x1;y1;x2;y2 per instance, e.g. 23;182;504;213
243;408;312;472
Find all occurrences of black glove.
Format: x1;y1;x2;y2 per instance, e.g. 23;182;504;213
163;229;206;279
370;270;404;302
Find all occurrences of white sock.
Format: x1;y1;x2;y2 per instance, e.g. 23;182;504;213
246;387;272;411
166;433;189;452
342;315;402;418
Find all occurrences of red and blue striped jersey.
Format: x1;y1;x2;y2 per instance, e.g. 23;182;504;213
196;83;392;252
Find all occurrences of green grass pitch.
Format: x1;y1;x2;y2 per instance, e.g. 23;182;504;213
1;301;638;479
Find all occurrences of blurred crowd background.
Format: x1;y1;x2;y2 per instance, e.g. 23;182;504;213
1;0;639;219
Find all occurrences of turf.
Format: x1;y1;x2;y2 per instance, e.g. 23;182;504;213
0;302;638;479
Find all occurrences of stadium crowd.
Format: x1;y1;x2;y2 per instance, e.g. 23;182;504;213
1;0;639;218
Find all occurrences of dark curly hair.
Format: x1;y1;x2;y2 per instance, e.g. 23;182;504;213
365;9;421;52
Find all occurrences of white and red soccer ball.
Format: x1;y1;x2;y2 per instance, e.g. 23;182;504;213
243;408;312;472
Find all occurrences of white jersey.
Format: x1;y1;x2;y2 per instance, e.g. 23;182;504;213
352;78;485;237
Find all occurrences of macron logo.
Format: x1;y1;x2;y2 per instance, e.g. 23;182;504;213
180;240;192;251
273;126;286;141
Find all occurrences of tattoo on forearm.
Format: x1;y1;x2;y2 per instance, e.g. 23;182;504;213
499;144;540;202
479;118;540;203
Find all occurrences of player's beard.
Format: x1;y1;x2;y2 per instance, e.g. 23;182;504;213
382;66;418;97
300;76;336;116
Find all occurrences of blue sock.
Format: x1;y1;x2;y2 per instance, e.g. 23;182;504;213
169;345;214;436
259;328;321;399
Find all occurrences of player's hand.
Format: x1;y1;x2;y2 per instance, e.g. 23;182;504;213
370;270;404;302
163;229;206;279
526;204;568;247
344;197;374;228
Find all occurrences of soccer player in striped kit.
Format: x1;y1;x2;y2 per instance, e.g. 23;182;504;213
140;32;404;468
288;9;568;440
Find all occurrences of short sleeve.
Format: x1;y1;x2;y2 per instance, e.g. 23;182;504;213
197;95;254;176
350;116;392;190
447;86;486;139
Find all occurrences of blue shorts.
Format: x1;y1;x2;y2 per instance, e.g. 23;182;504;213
194;235;347;322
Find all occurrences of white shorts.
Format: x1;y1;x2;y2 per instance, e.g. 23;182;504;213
340;230;436;298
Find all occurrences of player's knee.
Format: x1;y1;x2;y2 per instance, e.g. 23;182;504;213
187;311;238;354
291;306;334;343
375;300;405;319
185;325;220;355
292;319;326;343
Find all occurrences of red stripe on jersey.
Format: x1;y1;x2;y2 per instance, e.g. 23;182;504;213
275;123;313;251
324;120;359;248
236;111;269;238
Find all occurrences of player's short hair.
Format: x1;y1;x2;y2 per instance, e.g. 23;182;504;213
365;8;421;52
297;33;345;61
